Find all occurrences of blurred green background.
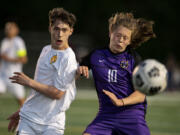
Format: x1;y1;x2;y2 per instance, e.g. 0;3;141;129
0;0;180;134
0;90;180;135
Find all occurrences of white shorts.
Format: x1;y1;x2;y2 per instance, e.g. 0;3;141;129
17;118;64;135
0;76;25;99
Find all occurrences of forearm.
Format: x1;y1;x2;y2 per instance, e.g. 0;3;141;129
10;72;65;99
28;79;65;99
122;90;146;106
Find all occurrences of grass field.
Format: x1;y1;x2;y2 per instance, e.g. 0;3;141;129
0;89;180;135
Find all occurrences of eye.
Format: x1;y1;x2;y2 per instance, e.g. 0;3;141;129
54;27;59;31
123;36;128;40
62;28;67;32
116;34;122;38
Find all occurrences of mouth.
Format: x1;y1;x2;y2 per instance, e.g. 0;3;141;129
115;44;122;49
56;40;63;45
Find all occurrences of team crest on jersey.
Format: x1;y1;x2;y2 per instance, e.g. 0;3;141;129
120;60;128;69
50;55;57;64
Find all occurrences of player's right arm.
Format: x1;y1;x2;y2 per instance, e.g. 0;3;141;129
9;72;65;99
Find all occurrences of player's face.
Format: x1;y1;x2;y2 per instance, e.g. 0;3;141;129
109;26;132;53
5;23;19;39
49;20;73;50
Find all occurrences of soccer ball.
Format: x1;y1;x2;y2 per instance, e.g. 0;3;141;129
132;59;168;96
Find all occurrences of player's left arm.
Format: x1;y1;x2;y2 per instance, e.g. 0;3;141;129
103;89;145;107
9;72;65;99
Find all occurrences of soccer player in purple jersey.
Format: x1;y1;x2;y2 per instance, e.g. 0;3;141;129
78;13;156;135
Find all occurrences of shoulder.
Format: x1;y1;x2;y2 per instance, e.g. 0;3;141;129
57;47;77;64
127;48;142;66
79;47;107;67
90;48;108;58
65;47;76;57
13;36;26;49
42;45;51;52
56;47;76;61
39;45;51;56
64;48;77;64
0;38;11;50
14;36;25;44
54;48;77;70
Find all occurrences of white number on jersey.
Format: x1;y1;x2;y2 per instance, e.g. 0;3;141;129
108;69;117;82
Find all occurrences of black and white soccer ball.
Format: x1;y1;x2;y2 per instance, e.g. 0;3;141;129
132;59;168;96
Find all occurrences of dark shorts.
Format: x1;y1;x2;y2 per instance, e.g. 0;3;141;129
83;109;150;135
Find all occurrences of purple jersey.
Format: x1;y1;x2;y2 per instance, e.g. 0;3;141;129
82;48;147;117
81;48;150;135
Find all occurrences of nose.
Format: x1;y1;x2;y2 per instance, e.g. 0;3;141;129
58;30;63;37
119;36;124;42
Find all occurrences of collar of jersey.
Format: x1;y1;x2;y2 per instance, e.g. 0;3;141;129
51;46;70;53
108;47;129;56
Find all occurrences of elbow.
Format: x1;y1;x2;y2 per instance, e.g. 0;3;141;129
139;95;146;103
135;90;146;103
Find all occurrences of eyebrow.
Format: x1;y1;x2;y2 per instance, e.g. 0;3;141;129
116;33;129;37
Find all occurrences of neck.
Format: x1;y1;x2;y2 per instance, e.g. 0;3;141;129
51;43;69;50
7;36;15;39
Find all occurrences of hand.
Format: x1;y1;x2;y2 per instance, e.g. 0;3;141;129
9;72;31;86
103;89;124;107
76;66;89;79
7;111;20;132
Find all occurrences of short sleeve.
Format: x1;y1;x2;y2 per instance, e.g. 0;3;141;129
53;53;78;91
0;40;7;54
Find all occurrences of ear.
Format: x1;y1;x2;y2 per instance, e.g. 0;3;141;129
70;28;73;35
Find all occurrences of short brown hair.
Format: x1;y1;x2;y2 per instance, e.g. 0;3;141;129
49;8;76;28
108;12;156;48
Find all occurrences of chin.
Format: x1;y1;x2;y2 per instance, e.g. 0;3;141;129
116;48;124;53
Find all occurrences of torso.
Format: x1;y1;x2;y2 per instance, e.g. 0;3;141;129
89;48;146;116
